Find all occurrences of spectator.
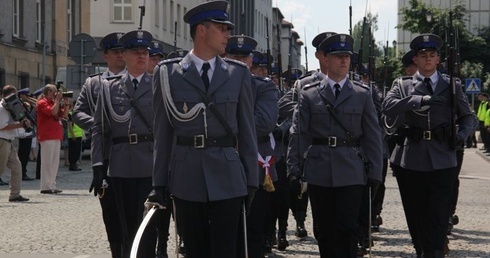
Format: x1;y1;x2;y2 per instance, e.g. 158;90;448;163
37;84;68;194
0;85;30;202
67;102;83;171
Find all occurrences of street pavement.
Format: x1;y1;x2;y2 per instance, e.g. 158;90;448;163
0;146;489;258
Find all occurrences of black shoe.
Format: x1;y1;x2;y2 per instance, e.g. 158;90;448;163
277;231;289;251
69;166;82;171
295;221;308;238
41;190;56;194
22;175;34;181
371;225;380;232
452;215;459;225
9;195;30;202
0;178;8;186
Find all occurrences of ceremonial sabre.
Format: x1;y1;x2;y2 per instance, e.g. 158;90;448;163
130;203;160;258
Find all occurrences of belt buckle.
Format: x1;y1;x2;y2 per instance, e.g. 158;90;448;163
423;130;431;140
129;134;138;144
194;135;205;148
328;136;337;147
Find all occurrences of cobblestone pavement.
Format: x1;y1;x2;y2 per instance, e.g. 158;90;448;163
0;146;489;258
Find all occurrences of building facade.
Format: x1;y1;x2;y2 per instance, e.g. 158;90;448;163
0;0;89;92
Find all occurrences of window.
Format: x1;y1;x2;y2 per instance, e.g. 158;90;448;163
18;72;29;89
36;0;44;43
13;0;23;37
162;0;167;30
155;0;160;27
177;4;181;36
113;0;132;22
67;0;73;42
170;1;174;33
183;7;187;39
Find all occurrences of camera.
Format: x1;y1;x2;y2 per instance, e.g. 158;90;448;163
2;93;34;132
56;81;74;98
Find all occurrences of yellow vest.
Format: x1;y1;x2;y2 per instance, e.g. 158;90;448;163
477;101;488;121
485;109;490;127
67;112;85;138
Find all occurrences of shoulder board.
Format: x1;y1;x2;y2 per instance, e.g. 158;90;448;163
89;72;103;78
441;73;462;84
159;57;183;66
351;80;370;91
105;75;122;81
252;75;271;82
298;70;314;80
224;58;247;67
304;81;321;90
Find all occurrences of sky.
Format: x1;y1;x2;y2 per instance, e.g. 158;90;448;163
275;0;398;70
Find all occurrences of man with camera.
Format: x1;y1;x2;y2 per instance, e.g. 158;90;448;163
0;85;30;202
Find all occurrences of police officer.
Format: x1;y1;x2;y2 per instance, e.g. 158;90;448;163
383;33;474;257
149;1;258;257
73;32;126;258
402;50;417;77
288;33;383;257
91;30;156;258
225;34;279;258
147;41;165;75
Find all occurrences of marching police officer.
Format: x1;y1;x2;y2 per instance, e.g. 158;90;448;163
73;32;126;258
383;33;474;257
150;1;258;257
287;33;383;257
91;30;157;258
225;34;279;258
147;41;165;75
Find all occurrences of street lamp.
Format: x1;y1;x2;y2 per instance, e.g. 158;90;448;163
392;40;397;57
426;11;433;33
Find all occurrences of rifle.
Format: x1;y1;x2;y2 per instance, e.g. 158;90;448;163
447;11;458;149
276;24;283;93
356;0;369;76
304;28;308;72
137;0;146;30
266;17;272;77
349;0;353;36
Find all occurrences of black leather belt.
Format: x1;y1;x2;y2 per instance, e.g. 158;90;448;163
176;135;236;149
112;134;153;145
405;127;450;142
312;137;360;147
0;138;12;143
257;135;270;144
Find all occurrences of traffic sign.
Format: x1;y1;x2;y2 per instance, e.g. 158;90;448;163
68;33;97;64
465;78;481;94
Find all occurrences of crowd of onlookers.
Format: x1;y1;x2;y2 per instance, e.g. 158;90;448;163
0;86;88;199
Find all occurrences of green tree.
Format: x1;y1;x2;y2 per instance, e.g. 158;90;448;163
352;13;382;64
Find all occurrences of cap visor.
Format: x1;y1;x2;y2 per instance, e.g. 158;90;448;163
329;50;353;55
210;19;235;30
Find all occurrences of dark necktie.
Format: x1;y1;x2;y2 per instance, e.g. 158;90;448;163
424;78;433;95
132;78;139;91
334;84;341;99
201;63;210;91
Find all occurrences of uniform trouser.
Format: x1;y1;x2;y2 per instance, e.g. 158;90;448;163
68;137;82;167
98;161;123;258
396;166;457;257
309;184;363;258
371;158;389;217
237;187;271;258
0;140;22;198
17;137;32;175
479;121;489;149
155;198;173;256
268;158;290;234
449;150;464;216
290;187;309;223
39;140;60;191
174;196;242;258
111;177;156;258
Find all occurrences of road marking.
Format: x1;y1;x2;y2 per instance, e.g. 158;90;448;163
72;256;92;258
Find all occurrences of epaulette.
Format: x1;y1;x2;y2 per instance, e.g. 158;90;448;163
224;58;247;67
351;80;370;91
89;72;103;78
401;76;413;80
304;81;321;90
252;75;271;82
298;70;315;80
441;73;462;84
158;57;183;66
105;75;122;81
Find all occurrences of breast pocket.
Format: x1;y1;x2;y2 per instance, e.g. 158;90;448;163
341;106;363;127
215;93;238;122
310;104;329;126
172;92;202;113
111;95;131;116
